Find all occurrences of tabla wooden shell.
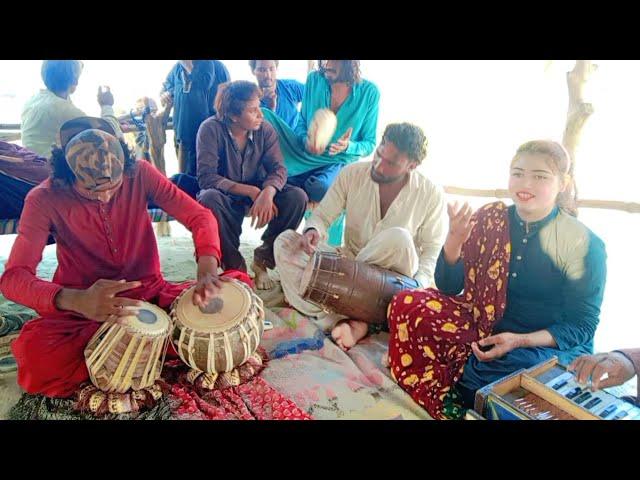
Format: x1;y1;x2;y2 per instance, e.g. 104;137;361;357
84;303;171;394
300;251;420;325
307;108;337;152
170;280;265;373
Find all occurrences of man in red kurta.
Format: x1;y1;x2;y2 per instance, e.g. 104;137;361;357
0;117;251;398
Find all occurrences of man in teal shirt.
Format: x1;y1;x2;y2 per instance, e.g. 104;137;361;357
262;60;379;245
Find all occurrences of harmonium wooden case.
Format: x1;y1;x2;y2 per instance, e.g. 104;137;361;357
473;356;640;420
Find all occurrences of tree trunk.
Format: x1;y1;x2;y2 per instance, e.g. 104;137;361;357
562;60;596;212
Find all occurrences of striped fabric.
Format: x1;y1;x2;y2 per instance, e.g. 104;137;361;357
0;208;173;235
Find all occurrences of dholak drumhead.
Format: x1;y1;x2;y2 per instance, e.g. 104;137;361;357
171;280;264;373
299;252;319;297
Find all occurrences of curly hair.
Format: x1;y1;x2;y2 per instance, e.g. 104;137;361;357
317;60;361;85
214;81;261;124
382;123;428;164
49;138;137;189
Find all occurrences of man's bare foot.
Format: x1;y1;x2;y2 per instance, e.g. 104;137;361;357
307;201;319;211
331;319;369;352
252;261;275;290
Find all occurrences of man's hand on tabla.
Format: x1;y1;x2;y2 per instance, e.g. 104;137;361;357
76;279;143;323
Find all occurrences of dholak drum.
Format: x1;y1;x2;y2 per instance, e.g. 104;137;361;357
84;303;171;393
300;251;420;325
171;279;265;373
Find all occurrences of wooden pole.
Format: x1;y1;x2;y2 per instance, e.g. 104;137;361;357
143;98;173;237
443;185;640;214
562;60;596;211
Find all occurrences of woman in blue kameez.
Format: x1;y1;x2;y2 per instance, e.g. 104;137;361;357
387;140;607;418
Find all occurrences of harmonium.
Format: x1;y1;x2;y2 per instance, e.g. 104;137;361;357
472;356;640;420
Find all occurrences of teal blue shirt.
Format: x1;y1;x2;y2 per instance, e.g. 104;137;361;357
263;71;380;177
435;205;607;364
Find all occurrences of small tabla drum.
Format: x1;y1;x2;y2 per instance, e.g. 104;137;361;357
170;279;265;373
300;251;420;325
307;108;337;153
84;303;171;393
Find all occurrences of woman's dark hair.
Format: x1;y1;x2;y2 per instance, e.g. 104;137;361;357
41;60;83;93
214;81;261;124
49;138;136;189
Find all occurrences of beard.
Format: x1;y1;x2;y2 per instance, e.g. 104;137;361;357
320;66;343;84
370;165;404;184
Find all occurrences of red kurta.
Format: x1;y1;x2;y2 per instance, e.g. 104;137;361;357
0;160;251;397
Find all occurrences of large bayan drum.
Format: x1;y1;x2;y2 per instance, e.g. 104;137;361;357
171;279;265;373
85;303;171;393
300;251;420;325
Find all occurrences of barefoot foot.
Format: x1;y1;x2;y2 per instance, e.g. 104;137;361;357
252;261;275;290
331;319;369;352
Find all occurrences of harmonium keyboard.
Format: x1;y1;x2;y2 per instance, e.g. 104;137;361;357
472;356;640;420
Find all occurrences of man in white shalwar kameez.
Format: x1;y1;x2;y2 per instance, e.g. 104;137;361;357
274;123;447;350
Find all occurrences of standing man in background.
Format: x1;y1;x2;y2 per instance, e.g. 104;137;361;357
161;60;230;176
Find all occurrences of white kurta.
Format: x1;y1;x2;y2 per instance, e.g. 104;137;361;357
21;90;121;157
305;161;446;287
273;161;446;331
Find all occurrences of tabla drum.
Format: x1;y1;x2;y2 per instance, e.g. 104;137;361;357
307;108;337;153
300;251;420;325
171;279;265;373
85;303;171;393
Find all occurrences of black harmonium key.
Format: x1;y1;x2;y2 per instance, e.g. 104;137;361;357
565;387;582;399
599;404;617;419
552;379;568;390
574;391;593;404
614;410;628;420
583;397;602;410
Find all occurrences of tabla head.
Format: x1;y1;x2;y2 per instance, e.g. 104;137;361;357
120;302;170;336
307;108;337;153
174;280;253;333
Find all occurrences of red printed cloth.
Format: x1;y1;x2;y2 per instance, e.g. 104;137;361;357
167;374;312;420
73;351;313;420
387;201;511;419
